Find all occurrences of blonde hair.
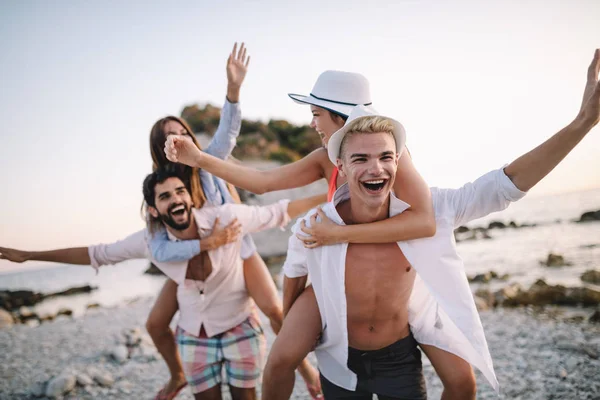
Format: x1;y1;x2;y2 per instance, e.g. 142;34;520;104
340;116;396;159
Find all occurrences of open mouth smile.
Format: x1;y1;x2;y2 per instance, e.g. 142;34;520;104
360;179;388;194
169;204;187;217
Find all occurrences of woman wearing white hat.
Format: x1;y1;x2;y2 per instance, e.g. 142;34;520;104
165;71;481;399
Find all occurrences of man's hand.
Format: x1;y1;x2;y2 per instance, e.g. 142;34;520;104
165;135;203;167
201;217;242;252
296;208;343;248
0;247;31;263
578;49;600;127
226;42;250;103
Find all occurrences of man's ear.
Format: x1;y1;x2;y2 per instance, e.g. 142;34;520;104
336;158;346;178
148;206;159;219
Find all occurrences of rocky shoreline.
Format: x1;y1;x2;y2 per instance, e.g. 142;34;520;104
1;295;599;399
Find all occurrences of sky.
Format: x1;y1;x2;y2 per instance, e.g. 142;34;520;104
0;0;599;262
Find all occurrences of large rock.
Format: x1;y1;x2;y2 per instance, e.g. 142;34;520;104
503;280;600;307
581;270;600;284
45;285;97;299
578;209;600;222
541;253;572;267
0;308;14;329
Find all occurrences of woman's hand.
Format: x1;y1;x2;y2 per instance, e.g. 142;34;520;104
226;42;250;103
296;208;343;248
165;135;203;167
201;217;242;251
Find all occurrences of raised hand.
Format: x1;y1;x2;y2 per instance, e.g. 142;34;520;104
0;246;31;263
226;42;250;103
579;49;600;127
164;135;203;167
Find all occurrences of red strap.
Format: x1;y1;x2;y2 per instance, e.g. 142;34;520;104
327;167;339;202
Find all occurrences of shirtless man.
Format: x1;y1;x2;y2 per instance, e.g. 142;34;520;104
268;49;600;399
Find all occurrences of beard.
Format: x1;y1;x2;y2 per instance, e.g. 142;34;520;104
158;202;192;231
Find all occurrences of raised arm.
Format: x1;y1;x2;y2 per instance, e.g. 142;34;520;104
203;43;250;160
166;135;327;194
296;152;436;247
505;49;600;191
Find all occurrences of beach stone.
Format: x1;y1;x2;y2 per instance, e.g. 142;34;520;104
75;372;94;386
474;296;490;311
18;306;35;319
581;270;600;284
0;308;14;328
541;253;571;267
38;310;56;322
110;345;129;364
565;356;579;371
45;373;76;398
559;368;568;379
589;310;600;324
56;308;73;318
86;302;100;309
124;327;142;347
30;381;46;397
93;371;115;387
26;319;40;328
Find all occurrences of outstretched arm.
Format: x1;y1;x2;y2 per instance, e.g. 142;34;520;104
505;49;600;191
166;135;327;194
0;246;91;265
297;151;436;247
0;230;148;267
227;193;327;236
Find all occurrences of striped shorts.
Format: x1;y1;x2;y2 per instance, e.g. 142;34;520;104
176;312;266;394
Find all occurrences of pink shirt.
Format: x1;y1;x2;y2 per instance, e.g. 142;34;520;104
88;200;290;337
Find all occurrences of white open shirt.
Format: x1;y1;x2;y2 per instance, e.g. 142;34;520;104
283;167;526;393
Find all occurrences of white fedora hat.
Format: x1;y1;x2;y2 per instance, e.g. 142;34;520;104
288;70;372;117
327;105;406;164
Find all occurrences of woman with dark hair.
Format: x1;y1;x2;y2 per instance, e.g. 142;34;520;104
0;43;321;400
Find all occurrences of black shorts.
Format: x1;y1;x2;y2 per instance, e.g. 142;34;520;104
320;333;427;399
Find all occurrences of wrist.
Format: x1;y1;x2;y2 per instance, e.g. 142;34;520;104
574;111;599;131
332;224;348;244
226;84;241;103
191;150;206;168
199;237;213;252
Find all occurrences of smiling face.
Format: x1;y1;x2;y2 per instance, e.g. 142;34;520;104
337;131;399;210
309;105;346;147
147;177;194;231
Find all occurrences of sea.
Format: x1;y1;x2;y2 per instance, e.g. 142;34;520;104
1;180;598;318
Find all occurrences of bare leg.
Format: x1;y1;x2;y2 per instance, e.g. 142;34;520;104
243;254;321;397
229;386;257;400
419;344;476;400
262;286;322;400
243;252;283;334
146;279;187;397
194;385;223;400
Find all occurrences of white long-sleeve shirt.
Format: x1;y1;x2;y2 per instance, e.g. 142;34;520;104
89;200;290;337
283;167;527;392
